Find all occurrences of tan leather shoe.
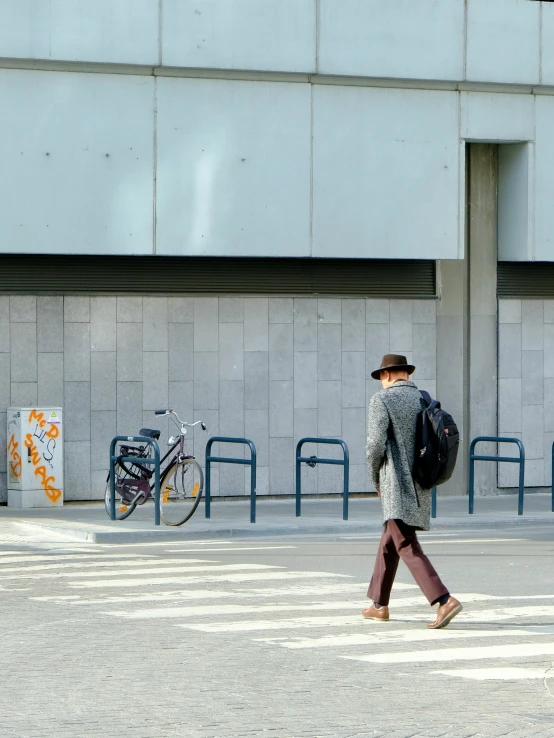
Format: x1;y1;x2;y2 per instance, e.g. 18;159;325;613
362;604;390;621
427;597;463;630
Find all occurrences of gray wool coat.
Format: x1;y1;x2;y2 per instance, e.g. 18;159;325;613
366;380;431;531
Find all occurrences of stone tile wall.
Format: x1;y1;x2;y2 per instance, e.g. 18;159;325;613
0;296;437;501
498;299;554;488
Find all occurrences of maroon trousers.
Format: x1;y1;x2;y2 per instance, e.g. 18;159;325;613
367;519;449;606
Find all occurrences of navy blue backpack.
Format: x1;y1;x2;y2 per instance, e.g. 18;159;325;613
413;391;460;489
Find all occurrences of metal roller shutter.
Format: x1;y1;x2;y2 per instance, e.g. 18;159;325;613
0;255;436;298
498;262;554;298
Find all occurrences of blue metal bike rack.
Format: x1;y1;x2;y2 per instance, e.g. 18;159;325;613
469;436;525;516
296;438;350;521
551;441;554;513
205;437;257;523
109;435;161;525
431;487;437;519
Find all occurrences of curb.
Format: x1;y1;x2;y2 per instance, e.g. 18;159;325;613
14;521;384;544
13;513;554;544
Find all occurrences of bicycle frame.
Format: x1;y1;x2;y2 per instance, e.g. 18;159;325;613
127;436;190;502
147;409;206;498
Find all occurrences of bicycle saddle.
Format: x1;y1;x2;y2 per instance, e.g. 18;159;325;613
139;428;161;440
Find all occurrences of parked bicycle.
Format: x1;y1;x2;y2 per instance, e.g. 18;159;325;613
104;409;207;526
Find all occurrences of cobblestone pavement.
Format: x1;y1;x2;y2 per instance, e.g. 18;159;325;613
1;529;554;737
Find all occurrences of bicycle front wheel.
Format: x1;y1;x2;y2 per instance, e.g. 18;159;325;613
159;458;204;526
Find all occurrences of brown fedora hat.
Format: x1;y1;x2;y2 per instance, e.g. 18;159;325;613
371;353;416;380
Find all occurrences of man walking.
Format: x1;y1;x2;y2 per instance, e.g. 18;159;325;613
363;354;462;629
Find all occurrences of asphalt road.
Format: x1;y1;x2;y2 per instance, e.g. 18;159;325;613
1;526;554;737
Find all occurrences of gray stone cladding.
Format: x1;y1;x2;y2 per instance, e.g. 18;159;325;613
0;296;437;501
498;298;554;489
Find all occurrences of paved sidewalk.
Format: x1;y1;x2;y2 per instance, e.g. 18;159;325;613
0;492;553;543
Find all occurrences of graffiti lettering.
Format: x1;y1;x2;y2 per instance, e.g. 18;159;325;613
28;409;59;470
43;438;56;465
7;435;22;480
28;409;59;440
24;433;62;503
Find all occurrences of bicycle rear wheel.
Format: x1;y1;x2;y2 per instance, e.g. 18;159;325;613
104;462;140;521
160;458;203;526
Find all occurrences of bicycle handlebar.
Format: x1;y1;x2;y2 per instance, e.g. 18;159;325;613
154;409;207;432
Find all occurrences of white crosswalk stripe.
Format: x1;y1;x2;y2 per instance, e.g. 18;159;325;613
4;542;554;685
104;601;368;619
179;615;365;632
32;582;411;606
254;628;551;649
69;570;352;588
344;642;554;664
371;604;554;623
0;557;213;573
1;562;280;580
162;541;242;545
415;539;527;545
0;552;153;563
101;593;497;620
433;668;554;681
163;546;296;553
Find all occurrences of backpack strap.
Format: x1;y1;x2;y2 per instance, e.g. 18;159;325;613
419;390;432;406
420;390;442;410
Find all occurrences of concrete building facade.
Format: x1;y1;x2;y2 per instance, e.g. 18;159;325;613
0;1;553;501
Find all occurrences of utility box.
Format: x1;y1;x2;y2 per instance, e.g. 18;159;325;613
7;407;63;508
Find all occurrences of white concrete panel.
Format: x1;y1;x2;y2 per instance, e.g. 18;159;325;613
466;0;540;84
461;93;535;143
156;78;311;257
312;86;459;259
0;0;159;65
318;0;464;81
498;144;532;262
543;4;554;85
0;69;154;255
535;97;554;262
162;0;315;72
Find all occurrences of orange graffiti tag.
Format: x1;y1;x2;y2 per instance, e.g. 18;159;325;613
28;409;59;439
7;435;22;480
24;433;62;503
